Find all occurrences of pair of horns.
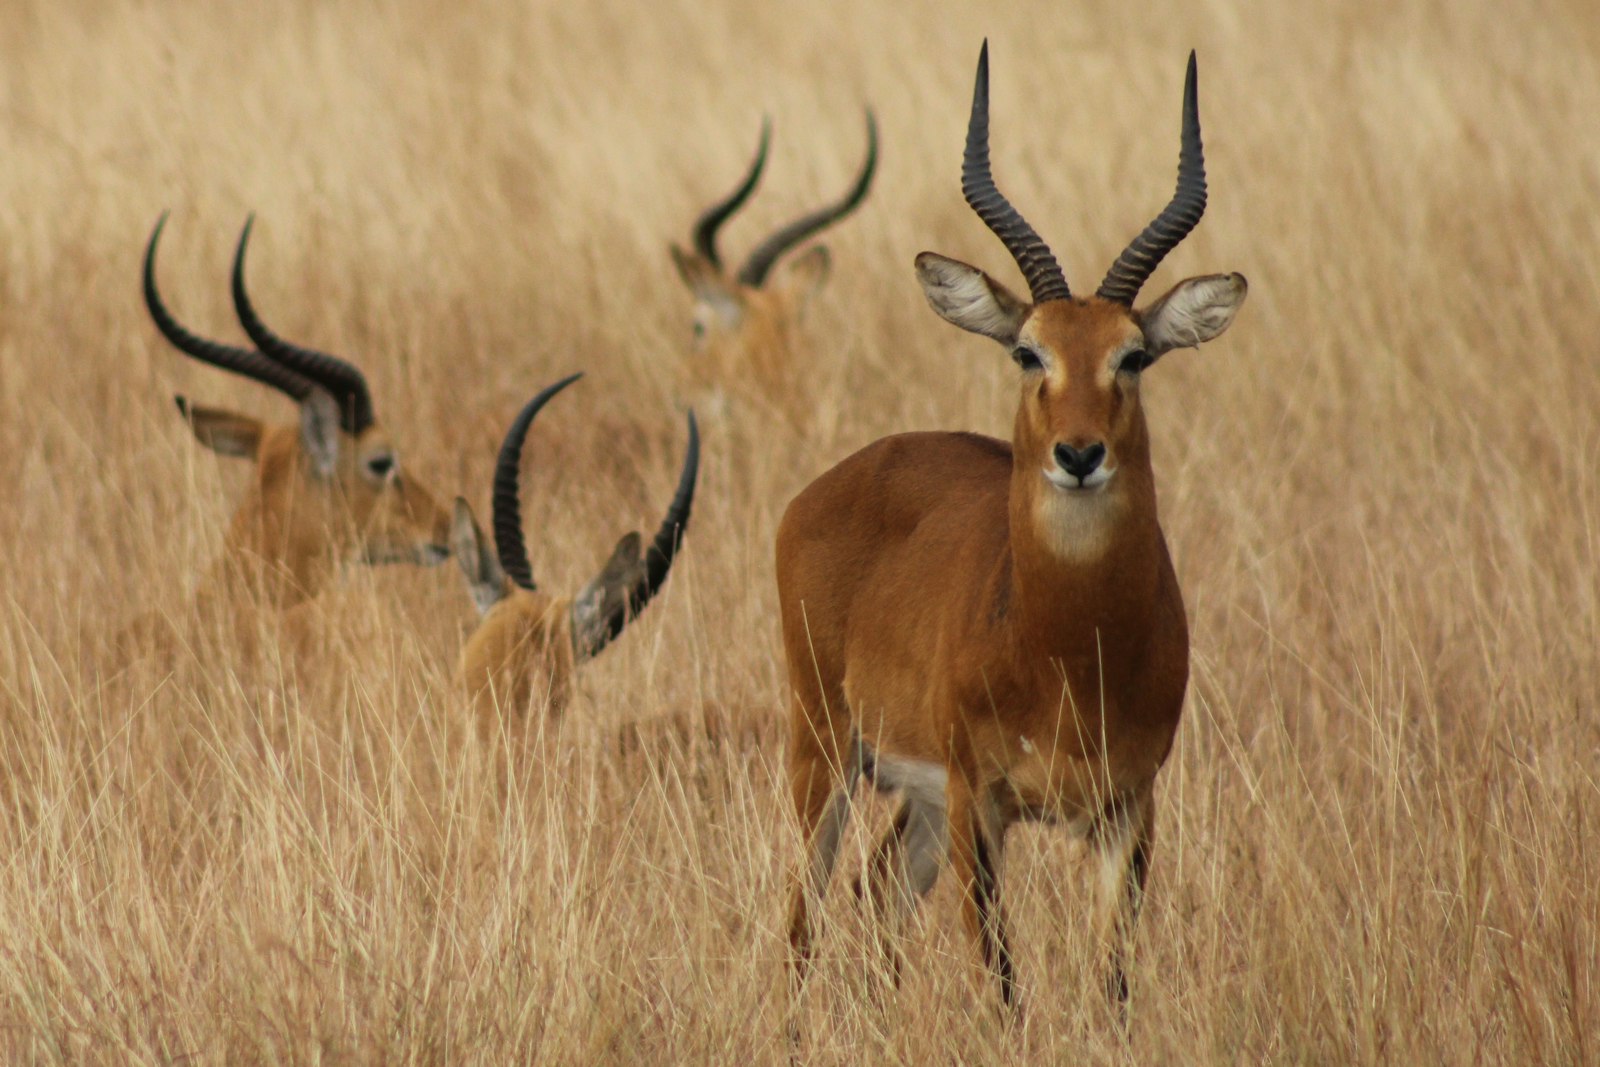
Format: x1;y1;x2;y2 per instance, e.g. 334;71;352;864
963;41;1208;307
143;214;376;435
492;374;700;654
691;110;878;287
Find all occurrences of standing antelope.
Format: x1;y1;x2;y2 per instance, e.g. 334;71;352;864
142;214;452;614
452;374;698;729
778;45;1246;1014
669;112;877;403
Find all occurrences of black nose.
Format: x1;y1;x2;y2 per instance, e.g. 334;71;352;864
1053;441;1106;480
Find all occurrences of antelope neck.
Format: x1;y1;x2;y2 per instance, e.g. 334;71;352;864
1004;457;1162;678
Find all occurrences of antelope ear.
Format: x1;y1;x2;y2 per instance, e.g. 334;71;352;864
670;244;722;295
175;395;262;459
597;531;645;587
914;252;1030;345
1139;273;1248;356
451;497;508;617
773;245;831;311
299;388;341;478
570;532;646;658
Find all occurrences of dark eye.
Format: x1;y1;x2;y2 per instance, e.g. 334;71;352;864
366;455;395;479
692;320;707;338
1012;347;1044;372
1118;349;1154;375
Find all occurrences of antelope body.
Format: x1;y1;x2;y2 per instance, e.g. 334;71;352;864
453;374;699;730
143;215;451;619
779;46;1246;1014
670;113;876;406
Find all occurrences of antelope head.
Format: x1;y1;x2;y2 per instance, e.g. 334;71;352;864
143;215;453;605
452;374;699;723
669;113;877;386
915;46;1247;558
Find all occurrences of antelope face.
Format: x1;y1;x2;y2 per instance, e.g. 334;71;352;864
1013;300;1150;497
919;257;1246;497
340;425;452;566
1016;277;1247;494
195;393;452;574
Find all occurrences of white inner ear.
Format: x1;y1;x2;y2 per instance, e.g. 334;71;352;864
468;577;506;618
670;244;714;291
915;253;1029;344
188;419;259;458
451;498;507;616
299;389;342;477
1141;273;1248;355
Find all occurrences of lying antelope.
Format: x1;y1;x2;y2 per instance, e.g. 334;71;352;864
452;374;699;728
779;45;1246;1015
142;215;452;615
669;112;876;404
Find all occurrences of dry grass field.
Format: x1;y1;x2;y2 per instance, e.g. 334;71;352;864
2;0;1598;1062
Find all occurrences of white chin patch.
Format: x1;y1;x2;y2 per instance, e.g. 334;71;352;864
1042;465;1115;492
1035;470;1121;558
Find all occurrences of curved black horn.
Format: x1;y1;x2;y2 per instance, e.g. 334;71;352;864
962;41;1071;305
692;118;771;269
491;373;583;592
735;109;878;287
230;216;376;435
1096;52;1207;306
592;409;700;653
143;213;315;402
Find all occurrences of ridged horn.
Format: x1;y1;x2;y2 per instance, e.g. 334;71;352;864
143;213;315;403
490;373;583;592
962;41;1071;305
591;410;700;655
1096;52;1207;306
735;110;878;287
230;215;376;435
693;118;771;268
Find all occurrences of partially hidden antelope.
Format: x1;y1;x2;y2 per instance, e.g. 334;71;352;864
142;215;452;615
670;112;876;404
778;45;1246;1015
452;374;699;729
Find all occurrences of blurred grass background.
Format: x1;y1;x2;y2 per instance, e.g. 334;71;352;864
0;0;1597;1061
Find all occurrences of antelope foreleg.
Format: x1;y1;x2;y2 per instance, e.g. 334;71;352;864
948;780;1015;1011
854;796;947;984
786;751;860;993
1094;787;1155;1018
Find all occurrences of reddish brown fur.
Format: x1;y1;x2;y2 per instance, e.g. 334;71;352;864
778;293;1206;1009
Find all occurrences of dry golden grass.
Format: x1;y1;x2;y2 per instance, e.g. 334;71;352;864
2;0;1598;1062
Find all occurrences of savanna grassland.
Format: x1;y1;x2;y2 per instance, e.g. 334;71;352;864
2;0;1598;1062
